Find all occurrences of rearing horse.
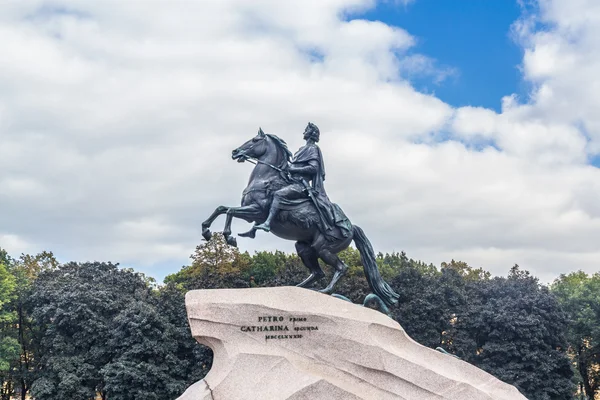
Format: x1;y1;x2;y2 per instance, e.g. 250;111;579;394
201;128;399;307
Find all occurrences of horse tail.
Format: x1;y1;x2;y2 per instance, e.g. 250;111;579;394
352;225;399;308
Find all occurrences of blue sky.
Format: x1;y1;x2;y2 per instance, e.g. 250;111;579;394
359;0;525;112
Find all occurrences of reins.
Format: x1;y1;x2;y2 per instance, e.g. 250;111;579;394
244;156;286;173
238;136;291;198
241;157;291;197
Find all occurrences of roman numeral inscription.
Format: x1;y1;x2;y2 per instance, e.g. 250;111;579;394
240;315;319;341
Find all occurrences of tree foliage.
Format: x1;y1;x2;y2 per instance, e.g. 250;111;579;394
28;261;206;400
0;243;587;399
0;260;17;373
165;234;250;290
10;252;58;400
450;266;575;399
552;271;600;399
0;249;46;400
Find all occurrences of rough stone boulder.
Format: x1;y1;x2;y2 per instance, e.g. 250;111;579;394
177;287;527;400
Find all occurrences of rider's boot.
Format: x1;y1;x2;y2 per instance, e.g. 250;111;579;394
254;198;280;232
254;219;272;232
238;228;257;238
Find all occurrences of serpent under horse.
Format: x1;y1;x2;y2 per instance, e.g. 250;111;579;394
201;128;399;307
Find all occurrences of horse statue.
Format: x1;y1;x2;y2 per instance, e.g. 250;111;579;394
201;124;399;308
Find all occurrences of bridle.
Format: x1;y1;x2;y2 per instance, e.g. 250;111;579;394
236;137;288;173
237;136;292;197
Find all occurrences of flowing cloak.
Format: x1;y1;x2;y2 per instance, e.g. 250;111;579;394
292;143;326;193
283;144;352;238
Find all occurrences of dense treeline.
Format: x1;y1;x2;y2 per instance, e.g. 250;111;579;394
0;236;599;399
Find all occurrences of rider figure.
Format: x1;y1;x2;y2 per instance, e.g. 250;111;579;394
254;122;334;233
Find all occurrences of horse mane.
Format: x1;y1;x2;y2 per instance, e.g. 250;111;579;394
266;134;292;168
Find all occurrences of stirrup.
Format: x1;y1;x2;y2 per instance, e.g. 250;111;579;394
254;223;271;232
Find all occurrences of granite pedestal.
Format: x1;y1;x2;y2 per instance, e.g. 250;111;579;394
177;287;527;400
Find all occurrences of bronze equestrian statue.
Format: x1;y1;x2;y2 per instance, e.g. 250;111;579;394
201;123;399;308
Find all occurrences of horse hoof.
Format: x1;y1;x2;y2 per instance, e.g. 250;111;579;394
202;229;212;241
226;236;238;247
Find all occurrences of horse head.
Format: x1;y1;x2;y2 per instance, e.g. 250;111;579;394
232;127;269;162
232;128;291;169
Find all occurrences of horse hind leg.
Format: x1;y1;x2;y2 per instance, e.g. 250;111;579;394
316;248;349;295
295;242;324;288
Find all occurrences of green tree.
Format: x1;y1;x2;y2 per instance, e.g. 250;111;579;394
440;259;490;281
9;252;58;400
28;261;210;400
165;235;250;290
265;253;311;288
28;262;151;400
245;250;287;286
390;262;466;349
157;284;213;393
101;299;181;400
453;266;575;400
552;271;600;399
0;250;11;269
0;249;18;400
377;251;438;279
0;260;17;371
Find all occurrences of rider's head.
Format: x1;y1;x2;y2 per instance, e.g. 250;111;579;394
303;122;320;142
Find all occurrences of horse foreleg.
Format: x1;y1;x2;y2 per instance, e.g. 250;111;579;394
222;204;263;247
201;205;229;241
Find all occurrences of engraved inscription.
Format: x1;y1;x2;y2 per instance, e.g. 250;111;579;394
293;326;318;332
240;325;289;332
240;315;319;340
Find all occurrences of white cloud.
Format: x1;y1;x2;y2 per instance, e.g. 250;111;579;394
452;107;497;139
0;0;599;283
0;234;32;256
511;0;600;151
398;54;458;84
